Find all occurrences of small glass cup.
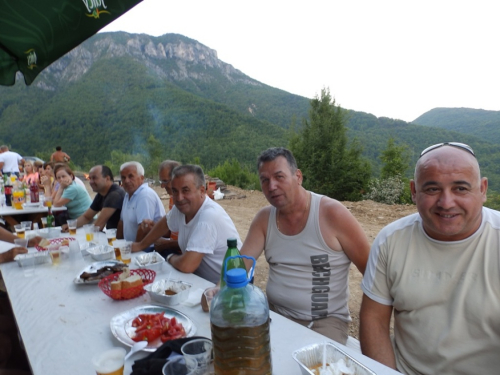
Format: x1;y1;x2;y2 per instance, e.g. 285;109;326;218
21;255;36;277
106;229;117;246
21;221;32;231
119;242;132;264
67;219;78;235
84;224;95;242
92;347;126;375
181;339;213;374
162;356;196;375
14;238;28;248
14;224;26;239
203;287;220;312
41;217;47;228
48;244;61;266
44;196;52;208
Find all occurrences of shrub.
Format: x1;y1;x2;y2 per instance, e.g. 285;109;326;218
207;159;261;191
364;176;406;205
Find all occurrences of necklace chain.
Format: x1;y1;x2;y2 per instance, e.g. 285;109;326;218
277;192;310;232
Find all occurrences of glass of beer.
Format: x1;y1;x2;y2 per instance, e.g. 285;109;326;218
67;219;77;235
92;347;126;375
44;196;52;208
112;239;125;261
119;242;132;264
84;224;95;242
14;224;25;239
106;229;117;246
41;217;47;228
48;245;61;266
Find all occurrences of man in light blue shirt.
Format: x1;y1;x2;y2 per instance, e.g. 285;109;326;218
117;162;165;243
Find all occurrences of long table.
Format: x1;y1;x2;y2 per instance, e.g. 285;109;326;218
0;204;66;227
0;229;400;375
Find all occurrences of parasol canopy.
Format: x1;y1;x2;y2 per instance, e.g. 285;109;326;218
0;0;142;86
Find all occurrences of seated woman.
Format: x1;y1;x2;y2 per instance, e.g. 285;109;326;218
20;160;39;185
40;162;58;199
53;164;92;220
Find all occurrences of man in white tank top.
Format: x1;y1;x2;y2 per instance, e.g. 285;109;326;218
240;147;370;344
360;143;500;374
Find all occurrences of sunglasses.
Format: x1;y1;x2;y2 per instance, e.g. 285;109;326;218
419;142;475;158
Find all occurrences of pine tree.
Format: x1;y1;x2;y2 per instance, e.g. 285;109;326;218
289;88;371;201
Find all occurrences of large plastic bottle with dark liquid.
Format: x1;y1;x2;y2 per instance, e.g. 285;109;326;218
210;255;272;374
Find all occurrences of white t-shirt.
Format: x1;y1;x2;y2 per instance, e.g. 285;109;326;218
166;196;242;283
0;151;22;173
362;207;500;375
120;183;165;241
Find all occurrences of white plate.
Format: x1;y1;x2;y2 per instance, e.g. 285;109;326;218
110;305;196;351
23;202;41;208
73;260;126;284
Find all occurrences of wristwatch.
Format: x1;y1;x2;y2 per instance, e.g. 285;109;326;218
166;253;175;263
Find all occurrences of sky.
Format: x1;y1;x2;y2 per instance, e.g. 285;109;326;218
101;0;500;123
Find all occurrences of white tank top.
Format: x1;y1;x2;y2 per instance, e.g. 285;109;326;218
265;192;352;322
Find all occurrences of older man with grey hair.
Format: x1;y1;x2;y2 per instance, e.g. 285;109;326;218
116;161;165;244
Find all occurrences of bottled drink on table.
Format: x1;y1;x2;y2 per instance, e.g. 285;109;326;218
4;181;12;207
12;179;25;210
30;181;39;203
211;255;272;375
46;207;54;228
220;238;246;288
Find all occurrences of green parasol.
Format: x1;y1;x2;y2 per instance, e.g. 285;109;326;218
0;0;142;86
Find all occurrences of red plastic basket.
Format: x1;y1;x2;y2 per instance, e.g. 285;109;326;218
35;237;76;251
98;269;156;300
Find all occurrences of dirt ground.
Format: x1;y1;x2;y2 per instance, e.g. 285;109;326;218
150;184;417;339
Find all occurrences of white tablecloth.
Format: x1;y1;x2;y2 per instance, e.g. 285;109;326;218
0;229;400;374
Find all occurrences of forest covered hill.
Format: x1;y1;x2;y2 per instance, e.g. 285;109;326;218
1;32;500;189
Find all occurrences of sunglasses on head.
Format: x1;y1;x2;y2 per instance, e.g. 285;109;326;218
419;142;475;158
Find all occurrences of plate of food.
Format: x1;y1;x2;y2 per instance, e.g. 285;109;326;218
36;237;76;251
74;261;127;284
110;305;196;351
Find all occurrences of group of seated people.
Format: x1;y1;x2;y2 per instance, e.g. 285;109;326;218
1;143;498;375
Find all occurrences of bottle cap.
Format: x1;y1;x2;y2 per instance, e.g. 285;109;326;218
226;268;249;288
227;238;238;248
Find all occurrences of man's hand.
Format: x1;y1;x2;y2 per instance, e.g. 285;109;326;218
1;247;28;263
61;224;69;233
27;236;42;247
140;219;155;235
131;242;142;253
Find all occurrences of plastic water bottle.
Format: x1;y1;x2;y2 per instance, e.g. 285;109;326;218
210;255;272;374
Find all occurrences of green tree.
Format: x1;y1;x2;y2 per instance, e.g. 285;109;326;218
380;138;411;179
289;88;371;201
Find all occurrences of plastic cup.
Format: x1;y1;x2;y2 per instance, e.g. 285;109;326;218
92;347;126;375
48;244;61;266
203;287;220;312
21;221;32;230
119;242;132;264
21;255;36;277
106;229;117;246
84;224;95;242
162;356;197;375
67;219;78;235
14;224;26;239
181;339;213;373
41;217;47;228
112;239;124;261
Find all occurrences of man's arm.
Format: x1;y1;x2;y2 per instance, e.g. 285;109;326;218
239;207;270;272
116;220;124;240
92;207;117;231
168;251;205;274
61;208;97;233
0;247;28;263
320;198;370;274
0;227;17;243
131;217;169;252
359;294;397;369
0;161;4;171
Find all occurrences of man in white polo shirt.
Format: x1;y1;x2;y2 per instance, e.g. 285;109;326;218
131;164;241;284
116;161;165;243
